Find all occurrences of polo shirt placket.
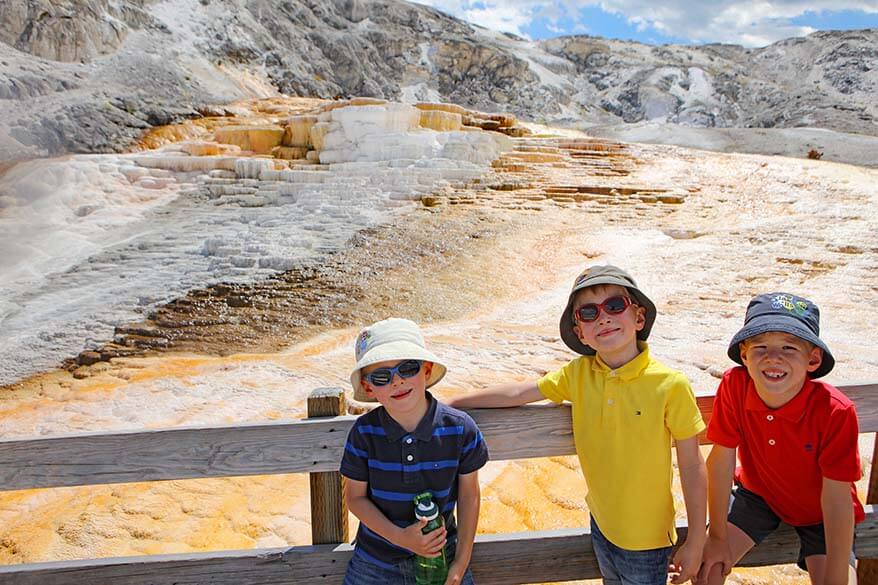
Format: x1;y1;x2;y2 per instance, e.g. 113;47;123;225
602;368;617;429
378;402;439;489
401;433;418;485
594;354;648;433
743;379;808;462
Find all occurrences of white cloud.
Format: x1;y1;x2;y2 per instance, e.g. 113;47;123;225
461;4;536;37
413;0;878;46
414;0;547;37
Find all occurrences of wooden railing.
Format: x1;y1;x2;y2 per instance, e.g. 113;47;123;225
1;383;877;584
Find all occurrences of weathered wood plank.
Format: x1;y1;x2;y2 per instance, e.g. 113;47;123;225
0;417;354;490
843;383;878;433
309;387;349;545
468;403;576;459
0;545;349;585
858;432;878;582
0;405;578;490
1;384;875;491
2;508;874;585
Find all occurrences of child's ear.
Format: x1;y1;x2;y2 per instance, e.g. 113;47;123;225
806;346;823;373
423;362;433;379
739;342;750;366
572;319;586;341
634;305;646;331
360;377;374;396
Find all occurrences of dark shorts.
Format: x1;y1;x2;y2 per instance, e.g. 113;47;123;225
728;484;856;571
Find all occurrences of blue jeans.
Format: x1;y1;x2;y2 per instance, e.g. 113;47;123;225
591;518;673;585
342;541;475;585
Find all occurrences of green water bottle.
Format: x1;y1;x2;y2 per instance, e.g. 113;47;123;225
413;491;448;585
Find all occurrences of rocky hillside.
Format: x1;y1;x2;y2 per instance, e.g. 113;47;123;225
0;0;875;161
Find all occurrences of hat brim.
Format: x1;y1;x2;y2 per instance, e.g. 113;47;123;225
559;277;657;355
350;340;447;401
727;314;834;378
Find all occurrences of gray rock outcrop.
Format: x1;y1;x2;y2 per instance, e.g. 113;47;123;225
0;0;875;162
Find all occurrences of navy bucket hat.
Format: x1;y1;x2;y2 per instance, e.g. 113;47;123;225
728;292;834;378
560;264;656;356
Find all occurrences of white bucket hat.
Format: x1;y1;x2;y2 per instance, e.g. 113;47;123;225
350;318;447;401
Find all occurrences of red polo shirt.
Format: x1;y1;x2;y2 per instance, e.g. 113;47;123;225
707;367;864;526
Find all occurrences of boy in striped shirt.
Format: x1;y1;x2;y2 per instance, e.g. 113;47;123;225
340;318;489;585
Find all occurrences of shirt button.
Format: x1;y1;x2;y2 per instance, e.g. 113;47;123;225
608;399;614;405
766;415;774;421
405;437;413;444
768;439;776;446
406;455;414;461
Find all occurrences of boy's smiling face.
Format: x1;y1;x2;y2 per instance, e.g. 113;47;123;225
361;359;433;419
739;331;823;407
572;284;645;368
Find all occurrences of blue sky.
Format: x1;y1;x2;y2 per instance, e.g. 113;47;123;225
414;1;878;47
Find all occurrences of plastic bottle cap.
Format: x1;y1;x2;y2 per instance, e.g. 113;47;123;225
415;500;439;521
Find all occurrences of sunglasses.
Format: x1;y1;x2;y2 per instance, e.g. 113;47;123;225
364;360;423;387
574;295;633;322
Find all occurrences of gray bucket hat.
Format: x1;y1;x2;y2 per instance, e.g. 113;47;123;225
728;292;834;378
559;264;656;355
350;318;447;401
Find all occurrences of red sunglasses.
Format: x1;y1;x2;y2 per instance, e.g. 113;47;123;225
574;295;633;322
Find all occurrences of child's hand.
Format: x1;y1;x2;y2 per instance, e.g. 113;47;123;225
443;559;467;585
668;538;703;584
695;534;733;584
398;517;447;558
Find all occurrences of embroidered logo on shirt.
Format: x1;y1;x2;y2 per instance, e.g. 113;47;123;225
634;410;642;416
804;443;813;452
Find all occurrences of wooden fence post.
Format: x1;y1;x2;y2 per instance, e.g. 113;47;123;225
857;439;878;581
308;387;349;545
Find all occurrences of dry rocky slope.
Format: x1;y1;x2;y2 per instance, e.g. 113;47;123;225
0;0;876;163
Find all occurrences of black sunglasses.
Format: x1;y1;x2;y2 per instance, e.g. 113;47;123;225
574;296;632;322
364;360;423;387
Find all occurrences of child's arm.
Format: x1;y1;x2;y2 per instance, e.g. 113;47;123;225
669;435;707;584
344;478;446;557
446;381;542;409
697;445;737;582
445;470;480;585
821;476;855;585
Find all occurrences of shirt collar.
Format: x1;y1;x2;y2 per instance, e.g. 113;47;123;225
744;376;813;422
592;341;651;381
378;391;439;442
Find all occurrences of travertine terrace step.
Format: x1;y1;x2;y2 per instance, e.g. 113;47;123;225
554;139;627;152
543;185;668;196
503;151;567;163
514;145;562;154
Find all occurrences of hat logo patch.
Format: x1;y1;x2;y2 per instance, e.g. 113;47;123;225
356;330;372;359
771;294;809;317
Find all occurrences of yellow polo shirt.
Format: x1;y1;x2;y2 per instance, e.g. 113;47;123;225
537;343;704;550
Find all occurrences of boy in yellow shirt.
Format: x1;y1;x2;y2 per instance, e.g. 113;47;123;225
448;265;707;584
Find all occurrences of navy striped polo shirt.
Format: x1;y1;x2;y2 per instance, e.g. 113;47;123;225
339;392;489;567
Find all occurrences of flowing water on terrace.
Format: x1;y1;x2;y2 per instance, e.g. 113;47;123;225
1;103;877;584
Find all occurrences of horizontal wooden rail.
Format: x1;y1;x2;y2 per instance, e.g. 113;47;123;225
1;383;877;491
2;508;875;585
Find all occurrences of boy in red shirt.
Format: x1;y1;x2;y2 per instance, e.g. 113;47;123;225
699;293;863;585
